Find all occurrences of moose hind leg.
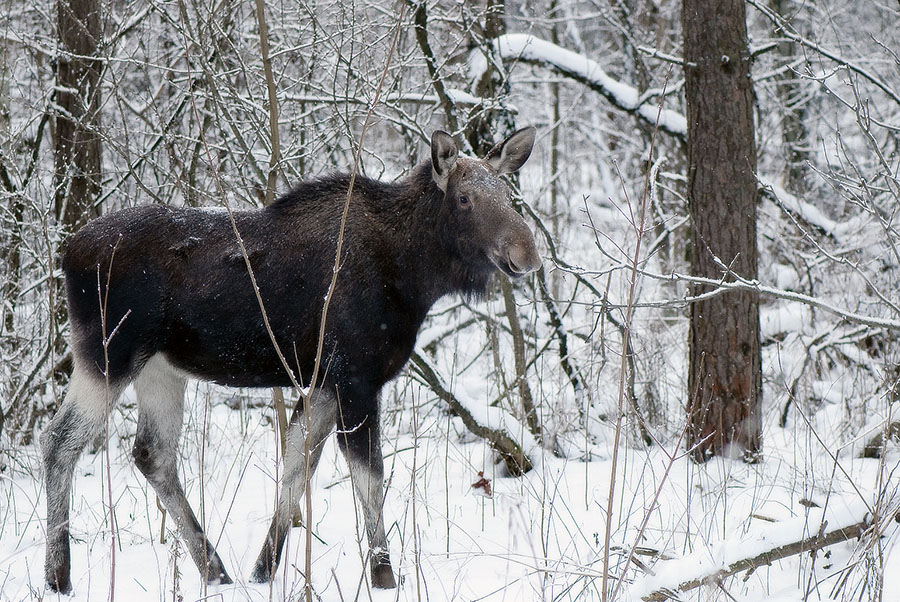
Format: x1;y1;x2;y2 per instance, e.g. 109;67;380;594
251;389;337;583
336;411;396;589
132;355;231;585
41;363;125;594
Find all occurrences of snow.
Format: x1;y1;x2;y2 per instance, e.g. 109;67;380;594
471;34;687;137
627;497;872;600
761;302;810;340
770;263;801;291
760;177;845;239
2;376;898;602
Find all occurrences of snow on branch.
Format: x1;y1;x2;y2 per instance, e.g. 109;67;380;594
758;176;857;242
478;33;856;241
282;89;510;110
630;267;900;332
471;34;686;139
486;32;899;334
632;499;874;601
478;33;863;247
409;351;534;476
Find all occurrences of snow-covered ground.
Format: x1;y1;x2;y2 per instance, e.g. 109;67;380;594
2;373;897;602
2;169;897;601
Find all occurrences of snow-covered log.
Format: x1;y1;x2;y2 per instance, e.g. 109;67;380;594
631;500;874;601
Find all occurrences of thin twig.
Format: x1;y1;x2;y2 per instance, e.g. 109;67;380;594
602;71;668;602
97;236;124;602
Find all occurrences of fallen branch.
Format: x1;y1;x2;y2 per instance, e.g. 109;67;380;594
863;421;900;459
634;507;872;601
409;351;532;476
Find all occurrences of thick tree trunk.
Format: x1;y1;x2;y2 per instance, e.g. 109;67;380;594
682;0;762;461
54;0;102;231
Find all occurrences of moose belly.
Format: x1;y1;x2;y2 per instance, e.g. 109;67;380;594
160;289;420;391
162;315;314;388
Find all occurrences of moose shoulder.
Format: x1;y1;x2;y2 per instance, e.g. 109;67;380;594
41;127;540;593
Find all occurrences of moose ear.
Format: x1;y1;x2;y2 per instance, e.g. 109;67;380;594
431;130;459;192
484;126;536;174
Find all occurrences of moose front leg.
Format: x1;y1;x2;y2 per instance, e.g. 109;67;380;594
251;388;337;583
335;407;396;589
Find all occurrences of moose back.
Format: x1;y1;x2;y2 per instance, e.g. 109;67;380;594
41;127;540;593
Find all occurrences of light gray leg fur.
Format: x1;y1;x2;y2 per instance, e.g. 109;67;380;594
251;388;337;583
337;417;396;589
42;362;125;594
131;354;232;585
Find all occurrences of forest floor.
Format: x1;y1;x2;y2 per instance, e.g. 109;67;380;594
1;378;898;602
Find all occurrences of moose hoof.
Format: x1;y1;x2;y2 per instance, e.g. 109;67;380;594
250;561;273;584
46;579;72;596
203;559;233;586
371;563;396;589
46;566;72;595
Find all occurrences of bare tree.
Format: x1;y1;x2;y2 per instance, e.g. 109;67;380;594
54;0;102;231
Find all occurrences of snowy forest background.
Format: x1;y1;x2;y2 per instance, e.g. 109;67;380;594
1;0;899;600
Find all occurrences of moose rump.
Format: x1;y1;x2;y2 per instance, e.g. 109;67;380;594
40;127;540;593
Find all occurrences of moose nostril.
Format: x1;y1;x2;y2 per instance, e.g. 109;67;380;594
507;244;541;274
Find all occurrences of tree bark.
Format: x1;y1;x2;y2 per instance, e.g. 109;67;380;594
682;0;762;461
54;0;102;231
466;0;514;155
771;0;810;193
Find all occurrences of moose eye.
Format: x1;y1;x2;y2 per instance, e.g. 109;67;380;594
458;194;470;207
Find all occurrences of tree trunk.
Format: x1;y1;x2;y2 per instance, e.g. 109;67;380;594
771;0;810;193
466;0;514;155
682;0;762;462
54;0;102;231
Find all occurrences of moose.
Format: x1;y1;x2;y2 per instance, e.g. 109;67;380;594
41;127;540;593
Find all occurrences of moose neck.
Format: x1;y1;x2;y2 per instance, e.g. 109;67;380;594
388;163;494;314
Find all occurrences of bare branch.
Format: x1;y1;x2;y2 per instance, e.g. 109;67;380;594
409;351;532;476
640;516;872;601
